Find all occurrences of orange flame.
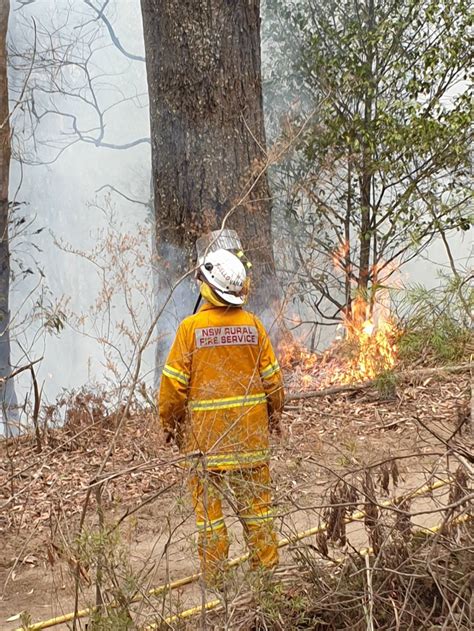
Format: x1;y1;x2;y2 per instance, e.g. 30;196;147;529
281;245;399;390
280;340;318;372
341;294;398;383
332;241;350;271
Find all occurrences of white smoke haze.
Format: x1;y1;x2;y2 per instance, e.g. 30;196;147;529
2;0;471;433
4;1;152;432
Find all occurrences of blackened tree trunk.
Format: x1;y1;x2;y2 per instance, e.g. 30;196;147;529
0;0;18;436
140;0;281;342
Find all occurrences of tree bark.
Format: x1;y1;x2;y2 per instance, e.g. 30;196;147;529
0;0;18;436
140;0;281;349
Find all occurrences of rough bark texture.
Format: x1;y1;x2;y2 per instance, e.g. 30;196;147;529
0;0;18;436
140;0;280;334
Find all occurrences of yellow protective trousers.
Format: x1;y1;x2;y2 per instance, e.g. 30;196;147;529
189;463;278;583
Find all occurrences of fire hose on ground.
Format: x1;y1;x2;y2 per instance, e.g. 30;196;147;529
13;477;470;631
155;513;472;630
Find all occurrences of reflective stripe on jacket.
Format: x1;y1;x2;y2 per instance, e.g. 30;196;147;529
158;302;285;470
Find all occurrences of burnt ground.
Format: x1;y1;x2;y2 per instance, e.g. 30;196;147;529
0;370;471;630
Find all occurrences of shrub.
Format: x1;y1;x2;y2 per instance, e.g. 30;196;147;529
396;275;472;365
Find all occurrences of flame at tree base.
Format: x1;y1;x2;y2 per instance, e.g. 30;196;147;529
341;294;398;383
280;295;399;391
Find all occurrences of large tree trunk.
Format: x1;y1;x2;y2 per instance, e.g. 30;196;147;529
140;0;281;363
0;0;18;437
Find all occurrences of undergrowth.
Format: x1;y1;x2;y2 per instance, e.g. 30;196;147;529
373;370;398;399
204;463;472;631
277;524;473;631
396;275;472;365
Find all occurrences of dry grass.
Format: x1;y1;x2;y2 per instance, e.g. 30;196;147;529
0;371;472;630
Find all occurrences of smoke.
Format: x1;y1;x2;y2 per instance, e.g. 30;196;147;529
153;241;200;385
6;1;151;416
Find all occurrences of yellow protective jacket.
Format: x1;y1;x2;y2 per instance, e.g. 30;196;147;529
158;302;284;470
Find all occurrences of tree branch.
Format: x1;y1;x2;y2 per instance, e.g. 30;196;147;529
83;0;145;62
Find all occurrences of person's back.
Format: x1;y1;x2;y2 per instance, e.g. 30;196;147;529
161;301;283;468
158;248;284;585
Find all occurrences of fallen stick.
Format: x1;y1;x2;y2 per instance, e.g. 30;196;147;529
286;363;472;401
370;418;409;432
398;363;472;379
287;382;369;401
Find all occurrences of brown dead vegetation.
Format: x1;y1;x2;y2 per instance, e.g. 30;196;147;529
0;371;472;630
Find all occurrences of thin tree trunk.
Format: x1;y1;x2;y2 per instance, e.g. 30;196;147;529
357;0;375;299
0;0;18;436
345;156;352;311
140;0;281;366
358;170;371;294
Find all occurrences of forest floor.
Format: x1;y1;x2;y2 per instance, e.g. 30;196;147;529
0;369;471;630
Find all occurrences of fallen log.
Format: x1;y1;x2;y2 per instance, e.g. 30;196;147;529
286;363;472;401
287;382;369;401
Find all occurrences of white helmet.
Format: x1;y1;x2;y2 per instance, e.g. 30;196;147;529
199;249;247;305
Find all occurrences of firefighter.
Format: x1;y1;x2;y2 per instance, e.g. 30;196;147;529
158;248;284;585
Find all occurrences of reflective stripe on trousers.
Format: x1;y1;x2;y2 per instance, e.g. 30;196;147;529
183;449;270;470
189;463;278;583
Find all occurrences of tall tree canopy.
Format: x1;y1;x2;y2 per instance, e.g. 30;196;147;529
267;0;472;322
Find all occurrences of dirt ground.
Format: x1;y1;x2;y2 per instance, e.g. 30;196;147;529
0;371;471;630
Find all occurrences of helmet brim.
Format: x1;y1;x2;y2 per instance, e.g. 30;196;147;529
213;287;245;306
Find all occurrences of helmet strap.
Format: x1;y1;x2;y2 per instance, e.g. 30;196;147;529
199;281;231;307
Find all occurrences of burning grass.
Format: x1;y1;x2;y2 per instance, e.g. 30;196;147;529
283;242;472;393
281;280;471;393
280;295;400;392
